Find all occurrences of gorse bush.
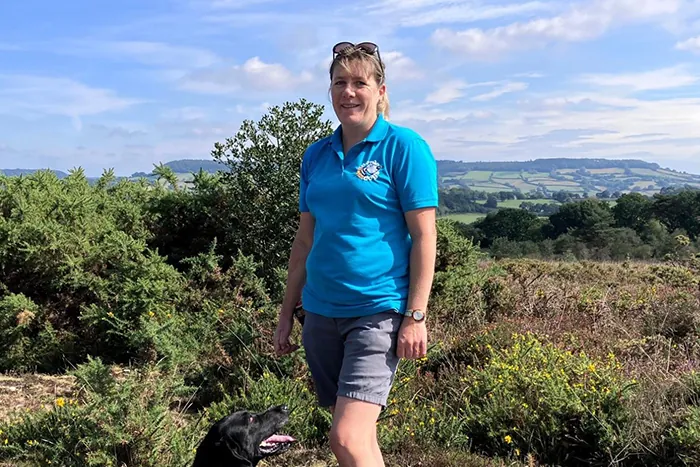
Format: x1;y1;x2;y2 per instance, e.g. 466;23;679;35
0;357;200;467
443;331;635;466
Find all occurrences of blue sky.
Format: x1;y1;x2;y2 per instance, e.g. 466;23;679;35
2;0;700;176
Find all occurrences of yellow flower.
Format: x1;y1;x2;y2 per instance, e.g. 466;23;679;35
55;397;65;408
148;311;155;318
504;435;513;444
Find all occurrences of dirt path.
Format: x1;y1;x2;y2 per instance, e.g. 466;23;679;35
0;374;75;423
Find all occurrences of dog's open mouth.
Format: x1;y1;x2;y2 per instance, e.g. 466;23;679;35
259;433;296;455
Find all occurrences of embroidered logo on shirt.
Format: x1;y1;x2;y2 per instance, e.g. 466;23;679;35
356;160;382;181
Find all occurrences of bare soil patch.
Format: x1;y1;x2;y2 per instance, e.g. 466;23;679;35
0;374;75;423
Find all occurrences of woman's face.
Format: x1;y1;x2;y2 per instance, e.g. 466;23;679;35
330;60;385;131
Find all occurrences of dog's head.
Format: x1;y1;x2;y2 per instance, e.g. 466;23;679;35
192;404;296;467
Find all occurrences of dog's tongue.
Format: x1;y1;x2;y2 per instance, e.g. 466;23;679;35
264;434;296;444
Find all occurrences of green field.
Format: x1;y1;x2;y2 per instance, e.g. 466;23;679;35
476;198;557;208
589;168;625;174
492;171;522;179
461;171;493;181
444;213;486;224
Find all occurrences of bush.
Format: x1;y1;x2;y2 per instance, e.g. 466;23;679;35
205;370;332;446
0;357;199;467
434;331;637;466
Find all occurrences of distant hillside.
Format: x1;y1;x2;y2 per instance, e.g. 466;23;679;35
437;158;700;196
438;158;661;175
131;159;228;178
3;158;699;197
1;169;69;178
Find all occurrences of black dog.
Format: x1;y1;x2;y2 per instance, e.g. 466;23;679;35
192;405;296;466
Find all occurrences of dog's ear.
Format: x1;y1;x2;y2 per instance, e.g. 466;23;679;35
219;437;254;467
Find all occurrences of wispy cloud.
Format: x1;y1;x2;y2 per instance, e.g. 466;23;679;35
431;0;682;58
207;0;282;8
0;75;142;126
425;79;469;104
368;0;555;26
425;79;528;104
579;65;699;92
56;40;221;69
472;82;528;101
178;56;314;94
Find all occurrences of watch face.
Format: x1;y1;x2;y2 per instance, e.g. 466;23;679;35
413;310;425;321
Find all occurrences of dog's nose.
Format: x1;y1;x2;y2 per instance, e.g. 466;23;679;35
280;405;289;412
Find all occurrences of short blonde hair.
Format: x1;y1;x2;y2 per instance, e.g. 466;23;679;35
329;47;390;119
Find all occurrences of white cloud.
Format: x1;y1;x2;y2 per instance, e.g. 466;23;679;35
382;51;424;81
179;56;314;94
425;80;469;104
393;83;700;169
676;36;700;53
0;75;142;121
472;81;528;101
579;66;699;92
424;79;529;104
432;0;682;58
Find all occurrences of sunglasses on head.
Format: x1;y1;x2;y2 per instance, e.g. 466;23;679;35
331;41;384;77
332;41;379;57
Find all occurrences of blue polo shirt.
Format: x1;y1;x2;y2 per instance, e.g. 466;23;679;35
299;114;438;318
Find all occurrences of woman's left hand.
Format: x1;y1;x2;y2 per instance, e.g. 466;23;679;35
396;318;428;359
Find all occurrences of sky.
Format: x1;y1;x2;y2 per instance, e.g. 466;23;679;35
1;0;700;176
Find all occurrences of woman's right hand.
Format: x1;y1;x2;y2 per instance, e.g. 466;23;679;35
274;315;299;356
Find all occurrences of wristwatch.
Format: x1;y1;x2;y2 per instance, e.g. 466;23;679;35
403;309;426;322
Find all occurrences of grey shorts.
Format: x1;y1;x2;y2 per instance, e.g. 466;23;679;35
301;309;402;408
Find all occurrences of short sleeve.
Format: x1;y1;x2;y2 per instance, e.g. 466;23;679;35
392;137;439;212
299;150;310;213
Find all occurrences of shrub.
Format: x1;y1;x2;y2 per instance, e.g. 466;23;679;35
434;331;637;466
205;370;332;447
0;357;199;467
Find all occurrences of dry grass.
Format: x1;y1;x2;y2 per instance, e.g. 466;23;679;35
0;374;75;424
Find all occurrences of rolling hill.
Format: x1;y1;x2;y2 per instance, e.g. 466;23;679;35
3;158;699;198
437;158;700;196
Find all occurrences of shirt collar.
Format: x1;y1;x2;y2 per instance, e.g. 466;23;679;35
329;114;390;154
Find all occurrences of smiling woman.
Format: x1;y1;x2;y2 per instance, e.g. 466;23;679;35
274;40;439;467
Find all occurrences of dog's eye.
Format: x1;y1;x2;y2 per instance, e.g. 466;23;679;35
249;416;255;423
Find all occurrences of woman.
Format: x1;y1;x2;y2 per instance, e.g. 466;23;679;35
274;41;438;466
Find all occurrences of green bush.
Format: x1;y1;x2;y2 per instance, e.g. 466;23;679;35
0;357;199;467
434;331;637;465
205;370;332;446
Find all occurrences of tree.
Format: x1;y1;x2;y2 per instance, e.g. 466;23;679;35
211;98;334;283
652;189;700;240
547;199;614;241
612;192;652;233
152;163;180;191
473;208;541;247
485;195;499;208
